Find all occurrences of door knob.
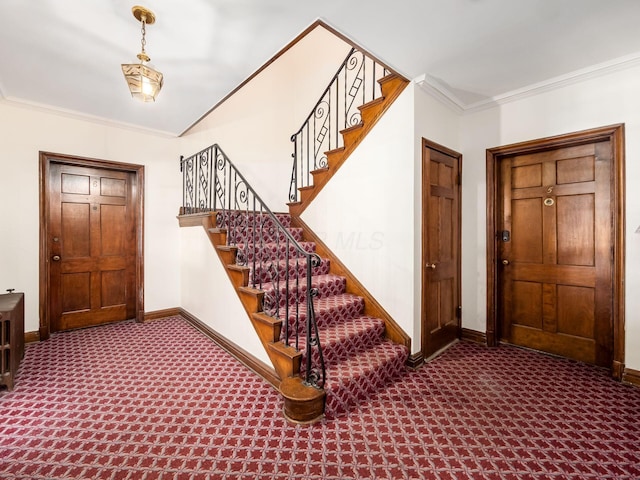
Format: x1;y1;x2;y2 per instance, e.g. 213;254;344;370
502;259;509;265
426;263;436;269
52;255;61;261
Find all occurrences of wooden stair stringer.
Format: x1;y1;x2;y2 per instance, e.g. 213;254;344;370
288;74;409;216
199;213;304;386
290;215;411;352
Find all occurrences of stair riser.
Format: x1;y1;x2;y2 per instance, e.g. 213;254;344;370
237;242;316;263
283;297;365;337
341;124;364;146
359;101;384;125
227;227;303;244
379;75;405;99
216;211;291;229
263;277;346;310
249;260;331;286
325;351;408;417
300;321;386;370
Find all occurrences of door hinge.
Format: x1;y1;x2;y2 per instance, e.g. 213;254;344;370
456;305;462;319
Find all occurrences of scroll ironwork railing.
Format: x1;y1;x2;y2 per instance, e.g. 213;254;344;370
180;144;325;388
289;47;390;202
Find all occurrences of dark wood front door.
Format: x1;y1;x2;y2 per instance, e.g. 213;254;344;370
40;153;144;336
499;142;612;366
421;139;462;358
487;125;625;375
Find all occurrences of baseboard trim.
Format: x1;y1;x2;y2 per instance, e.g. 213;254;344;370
24;331;40;344
461;328;487;345
622;368;640;387
143;308;182;322
178;308;281;389
406;352;424;369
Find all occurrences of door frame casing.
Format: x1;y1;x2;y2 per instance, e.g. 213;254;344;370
39;152;145;340
421;137;462;361
485;124;625;379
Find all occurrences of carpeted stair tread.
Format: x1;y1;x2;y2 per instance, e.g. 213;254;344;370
323;341;409;416
262;274;347;308
225;226;304;244
216;211;291;229
281;293;365;330
236;241;316;262
298;316;386;367
214;209;409;419
249;256;331;285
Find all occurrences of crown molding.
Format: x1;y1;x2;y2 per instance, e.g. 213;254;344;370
413;74;465;114
0;95;177;138
416;51;640;115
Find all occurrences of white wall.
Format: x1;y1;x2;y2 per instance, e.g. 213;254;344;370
180;226;270;365
176;26;352;361
302;86;416;348
460;64;640;370
179;26;352;212
0;102;182;333
302;84;461;354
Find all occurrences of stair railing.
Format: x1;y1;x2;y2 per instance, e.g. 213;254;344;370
180;144;325;389
289;47;389;202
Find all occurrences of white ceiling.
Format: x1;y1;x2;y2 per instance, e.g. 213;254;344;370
1;0;639;136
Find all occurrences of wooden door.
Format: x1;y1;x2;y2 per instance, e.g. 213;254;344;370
422;140;461;358
48;162;138;331
499;141;613;366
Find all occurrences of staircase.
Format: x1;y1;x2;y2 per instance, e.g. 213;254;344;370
288;73;408;215
179;45;411;422
287;47;409;215
207;209;408;419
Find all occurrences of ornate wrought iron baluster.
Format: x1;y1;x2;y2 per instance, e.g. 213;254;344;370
181;144;326;391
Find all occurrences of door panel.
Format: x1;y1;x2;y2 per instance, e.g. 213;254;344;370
511;198;542;262
61;203;91;257
499;140;612;366
102;270;126;307
422;141;461;358
49;163;137;332
101;205;127;255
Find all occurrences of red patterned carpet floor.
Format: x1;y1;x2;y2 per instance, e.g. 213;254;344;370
1;316;639;479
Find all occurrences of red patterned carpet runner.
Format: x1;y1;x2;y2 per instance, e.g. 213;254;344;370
219;211;408;417
1;316;639;479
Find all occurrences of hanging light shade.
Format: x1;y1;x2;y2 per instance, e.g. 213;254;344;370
121;6;163;102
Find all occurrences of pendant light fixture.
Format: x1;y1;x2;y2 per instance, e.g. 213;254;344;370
121;6;163;102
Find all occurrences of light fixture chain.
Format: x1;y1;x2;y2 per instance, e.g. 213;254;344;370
140;19;147;55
